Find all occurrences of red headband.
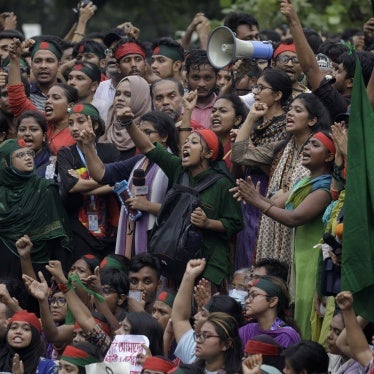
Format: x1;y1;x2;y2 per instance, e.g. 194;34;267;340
313;132;336;154
142;356;175;371
114;43;146;60
194;129;220;161
245;340;280;356
9;310;42;333
273;43;296;59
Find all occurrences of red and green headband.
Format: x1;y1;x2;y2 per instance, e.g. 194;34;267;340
31;41;62;60
153;45;184;62
61;345;99;367
68;104;100;122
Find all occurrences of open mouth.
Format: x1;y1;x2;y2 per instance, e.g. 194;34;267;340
44;106;53;115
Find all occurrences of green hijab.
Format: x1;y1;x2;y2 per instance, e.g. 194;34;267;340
0;139;72;262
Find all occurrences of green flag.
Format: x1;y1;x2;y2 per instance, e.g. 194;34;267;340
342;57;374;320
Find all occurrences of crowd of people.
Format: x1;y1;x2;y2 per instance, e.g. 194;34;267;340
0;0;373;373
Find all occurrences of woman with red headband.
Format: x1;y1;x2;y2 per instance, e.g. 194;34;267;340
232;130;335;339
0;310;57;373
119;109;243;291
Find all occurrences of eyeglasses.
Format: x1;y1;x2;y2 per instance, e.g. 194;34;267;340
105;48;114;57
276;55;299;65
193;332;221;343
141;129;159;136
252;84;274;94
12;150;35;159
48;296;67;307
247;292;269;302
102;286;117;295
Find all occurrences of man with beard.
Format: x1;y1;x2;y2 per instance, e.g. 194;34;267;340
184;49;218;128
273;41;310;97
29;37;63;112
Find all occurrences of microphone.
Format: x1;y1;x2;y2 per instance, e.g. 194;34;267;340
113;179;142;222
132;168;148;196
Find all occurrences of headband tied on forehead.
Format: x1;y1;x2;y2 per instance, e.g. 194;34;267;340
68;103;100;122
72;63;101;83
142;356;175;371
31;41;62;60
153;45;184;61
114;42;146;61
245;339;281;356
252;277;285;302
9;310;42;333
61;344;99;367
156;290;176;308
193;129;220;161
273;43;296;59
313;132;336;154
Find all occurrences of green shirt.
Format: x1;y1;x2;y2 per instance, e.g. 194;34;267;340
146;143;243;285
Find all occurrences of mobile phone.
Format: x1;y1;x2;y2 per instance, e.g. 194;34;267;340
128;290;143;302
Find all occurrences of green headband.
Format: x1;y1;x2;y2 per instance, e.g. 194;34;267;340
61;345;99;367
100;256;124;271
156;290;176;308
68;103;100;122
252;278;285;302
153;45;184;61
31;41;62;60
71;63;101;83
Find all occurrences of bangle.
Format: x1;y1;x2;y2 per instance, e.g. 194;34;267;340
262;203;273;215
178;127;192;132
73;32;85;36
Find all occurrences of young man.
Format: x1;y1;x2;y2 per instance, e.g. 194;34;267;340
29;37;62;111
224;12;260;41
151;37;184;81
184;49;218;128
72;40;106;75
128;253;161;314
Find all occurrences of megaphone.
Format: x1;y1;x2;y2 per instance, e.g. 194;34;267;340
207;26;274;69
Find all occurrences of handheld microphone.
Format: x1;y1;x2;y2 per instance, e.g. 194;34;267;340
132;169;148;196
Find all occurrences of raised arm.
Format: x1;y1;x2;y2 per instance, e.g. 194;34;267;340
15;235;37;280
280;0;323;90
335;291;373;367
171;258;206;343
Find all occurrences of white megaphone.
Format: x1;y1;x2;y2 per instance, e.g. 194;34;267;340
207;26;274;69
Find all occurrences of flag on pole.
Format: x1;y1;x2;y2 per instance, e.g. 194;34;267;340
342;56;374;320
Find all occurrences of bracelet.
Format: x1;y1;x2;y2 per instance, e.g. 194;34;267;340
57;282;72;294
73;32;85;36
262;203;273;215
178;127;192;132
115;119;132;128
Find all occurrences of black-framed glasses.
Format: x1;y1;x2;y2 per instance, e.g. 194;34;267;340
247;292;269;302
141;129;159;136
252;84;274;94
276;55;299;65
48;296;67;307
193;332;221;343
12;150;35;159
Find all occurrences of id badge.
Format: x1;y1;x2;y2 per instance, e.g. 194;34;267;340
88;211;99;232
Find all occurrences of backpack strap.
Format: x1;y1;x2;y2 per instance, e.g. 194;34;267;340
178;171;224;192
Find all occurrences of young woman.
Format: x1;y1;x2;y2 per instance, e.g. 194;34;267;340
0;310;56;373
239;275;301;349
233;68;293;268
80;110;179;258
100;75;152;160
16;110;55;178
192;312;243;374
0;139;72;279
7;38;78;155
232;93;331;268
116;106;242;289
57;103;120;259
232;131;334;339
